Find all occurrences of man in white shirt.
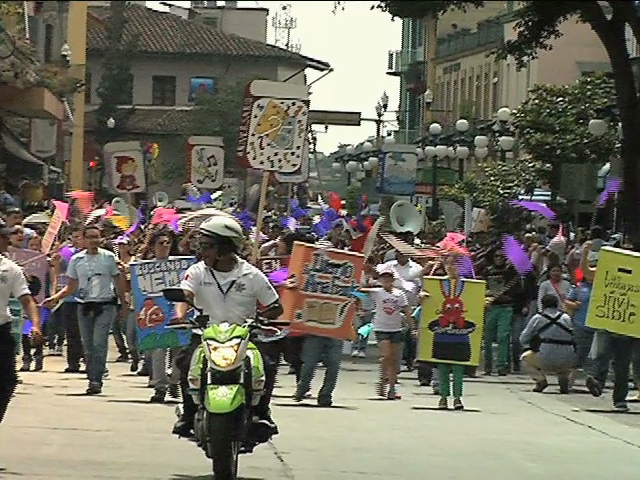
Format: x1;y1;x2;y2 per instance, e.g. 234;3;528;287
172;216;283;439
0;219;42;471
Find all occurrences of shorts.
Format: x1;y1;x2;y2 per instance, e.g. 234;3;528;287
375;330;403;344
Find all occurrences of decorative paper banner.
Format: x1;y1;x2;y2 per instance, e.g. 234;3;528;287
67;190;94;214
104;141;146;194
41;199;69;254
586;246;640;338
280;242;364;340
376;144;419;196
418;276;486;366
186;136;224;189
7;247;48;303
130;257;196;351
275;141;310;183
236;80;310;172
257;255;290;275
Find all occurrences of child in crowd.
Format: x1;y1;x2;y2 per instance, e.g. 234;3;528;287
360;265;417;400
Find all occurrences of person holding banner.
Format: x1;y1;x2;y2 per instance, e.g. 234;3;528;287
171;216;283;438
0;219;42;471
42;226;128;395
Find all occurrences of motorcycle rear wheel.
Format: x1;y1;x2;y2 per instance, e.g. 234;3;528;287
208;411;242;480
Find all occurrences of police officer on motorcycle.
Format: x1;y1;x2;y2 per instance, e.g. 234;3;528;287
172;215;283;438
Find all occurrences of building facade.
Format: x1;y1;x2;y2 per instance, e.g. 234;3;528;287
84;2;329;197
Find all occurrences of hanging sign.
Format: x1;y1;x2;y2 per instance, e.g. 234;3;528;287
376;144;419;196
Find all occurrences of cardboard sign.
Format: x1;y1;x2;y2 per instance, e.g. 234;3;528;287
41;200;69;254
257;255;290;274
104;141;146;194
586;247;640;337
236;80;309;172
280;242;364;340
187;136;224;189
376;144;419;196
418;276;486;366
7;247;48;303
130;257;196;351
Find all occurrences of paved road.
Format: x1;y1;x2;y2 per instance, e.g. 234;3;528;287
4;354;640;479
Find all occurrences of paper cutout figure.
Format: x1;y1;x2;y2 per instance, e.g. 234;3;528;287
115;155;141;192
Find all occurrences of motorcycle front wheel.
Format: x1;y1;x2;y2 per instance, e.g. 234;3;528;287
208;410;243;480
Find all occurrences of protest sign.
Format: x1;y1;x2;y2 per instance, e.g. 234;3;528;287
280;242;364;340
418;276;486;366
130;256;195;351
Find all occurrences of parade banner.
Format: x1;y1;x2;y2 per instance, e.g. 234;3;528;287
41;200;69;254
586;247;640;337
187;136;224;189
130;257;196;351
7;247;48;303
376;144;419;196
418;276;486;366
104;141;146;194
280;242;364;340
236;80;309;172
257;255;290;275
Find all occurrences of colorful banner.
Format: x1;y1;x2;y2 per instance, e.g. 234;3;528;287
236;80;309;172
130;256;196;351
376;144;419;196
280;242;364;340
418;276;486;366
7;247;48;303
104;141;146;194
257;255;290;275
41;199;69;254
187;136;224;189
586;246;640;337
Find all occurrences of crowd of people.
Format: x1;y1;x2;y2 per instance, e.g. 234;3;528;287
0;189;636;465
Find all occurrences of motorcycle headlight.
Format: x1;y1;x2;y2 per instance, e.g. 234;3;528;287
206;338;241;368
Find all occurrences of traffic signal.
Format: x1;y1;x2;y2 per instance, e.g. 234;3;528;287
88;157;100;171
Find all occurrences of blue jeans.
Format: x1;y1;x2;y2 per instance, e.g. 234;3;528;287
78;304;117;386
295;335;342;401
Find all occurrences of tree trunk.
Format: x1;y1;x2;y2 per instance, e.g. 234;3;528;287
602;27;640;245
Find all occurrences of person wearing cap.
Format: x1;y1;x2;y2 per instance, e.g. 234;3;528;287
360;265;416;400
0;219;42;471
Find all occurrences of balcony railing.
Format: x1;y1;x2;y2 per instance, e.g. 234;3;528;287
387;48;425;76
436;20;504;59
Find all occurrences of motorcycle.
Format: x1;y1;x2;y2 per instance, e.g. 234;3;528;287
162;288;289;480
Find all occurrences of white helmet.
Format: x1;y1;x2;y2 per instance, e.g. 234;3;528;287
198;215;244;250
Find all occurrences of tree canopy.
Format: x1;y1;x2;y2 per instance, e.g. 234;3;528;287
190;77;260;171
371;0;640;242
513;74;618;166
441;156;550;232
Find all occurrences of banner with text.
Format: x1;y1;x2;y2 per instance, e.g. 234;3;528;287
280;242;364;340
130;256;196;351
586;247;640;337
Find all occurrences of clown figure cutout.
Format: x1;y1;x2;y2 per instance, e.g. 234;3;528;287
115;155;140;192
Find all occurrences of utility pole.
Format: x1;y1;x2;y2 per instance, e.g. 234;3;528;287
272;4;301;53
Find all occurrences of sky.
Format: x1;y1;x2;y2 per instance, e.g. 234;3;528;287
146;1;402;154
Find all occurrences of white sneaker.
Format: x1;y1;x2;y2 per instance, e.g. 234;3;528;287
350;350;360;358
357;351;366;358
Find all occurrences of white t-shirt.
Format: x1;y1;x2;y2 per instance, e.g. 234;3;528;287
181;258;279;325
0;256;31;326
382;259;423;305
370;287;408;332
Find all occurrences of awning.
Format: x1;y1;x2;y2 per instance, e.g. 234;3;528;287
2;126;44;166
